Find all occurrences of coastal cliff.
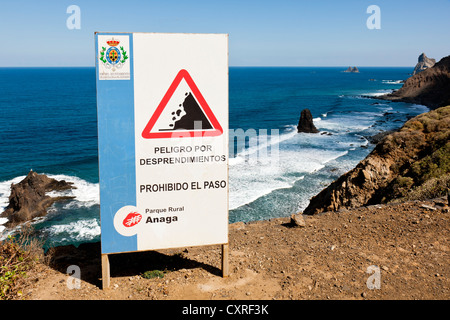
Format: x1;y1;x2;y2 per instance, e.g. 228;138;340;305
413;53;436;75
304;106;450;215
379;55;450;109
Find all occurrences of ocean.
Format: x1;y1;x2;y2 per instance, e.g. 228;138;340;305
0;67;429;249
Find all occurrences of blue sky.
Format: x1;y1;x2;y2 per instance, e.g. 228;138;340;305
1;0;449;67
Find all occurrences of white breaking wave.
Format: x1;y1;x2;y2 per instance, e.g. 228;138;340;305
375;105;393;111
228;105;388;211
0;175;28;235
382;80;403;85
0;175;27;212
0;218;8;234
43;218;100;242
317;117;372;132
45;174;99;209
228;129;350;210
361;89;394;97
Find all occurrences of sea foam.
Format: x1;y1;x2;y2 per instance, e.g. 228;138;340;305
228;127;351;210
382;80;403;84
43;218;100;243
45;174;99;209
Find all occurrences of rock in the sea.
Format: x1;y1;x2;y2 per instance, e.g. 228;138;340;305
343;67;359;73
413;53;436;75
0;170;75;227
297;109;319;133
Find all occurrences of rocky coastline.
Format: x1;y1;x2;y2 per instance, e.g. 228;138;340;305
301;53;450;216
13;102;450;300
3;54;450;300
378;55;450;109
304;106;449;215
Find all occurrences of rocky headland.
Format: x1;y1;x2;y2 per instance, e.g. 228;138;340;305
379;55;450;109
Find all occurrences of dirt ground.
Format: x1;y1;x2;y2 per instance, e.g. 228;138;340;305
21;198;449;300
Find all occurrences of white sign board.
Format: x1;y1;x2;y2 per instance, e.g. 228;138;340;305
96;33;229;255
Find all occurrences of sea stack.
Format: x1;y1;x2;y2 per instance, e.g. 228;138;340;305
297;109;319;133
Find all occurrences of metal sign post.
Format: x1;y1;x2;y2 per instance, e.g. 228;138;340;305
95;32;229;289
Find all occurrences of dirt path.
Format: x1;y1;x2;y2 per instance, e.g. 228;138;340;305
22;198;449;300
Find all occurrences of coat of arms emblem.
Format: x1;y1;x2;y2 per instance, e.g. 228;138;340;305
99;38;128;71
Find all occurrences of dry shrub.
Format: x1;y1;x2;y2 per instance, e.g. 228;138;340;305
405;173;450;201
404;120;424;132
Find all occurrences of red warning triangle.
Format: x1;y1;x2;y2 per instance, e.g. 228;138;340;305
141;69;223;139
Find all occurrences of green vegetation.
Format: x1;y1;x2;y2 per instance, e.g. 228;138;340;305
388;106;450;202
0;225;43;300
411;142;450;182
141;270;165;279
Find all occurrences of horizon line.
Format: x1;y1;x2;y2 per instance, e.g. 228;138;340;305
0;65;415;68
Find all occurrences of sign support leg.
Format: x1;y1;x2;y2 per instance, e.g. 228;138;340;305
101;253;110;289
222;243;229;278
